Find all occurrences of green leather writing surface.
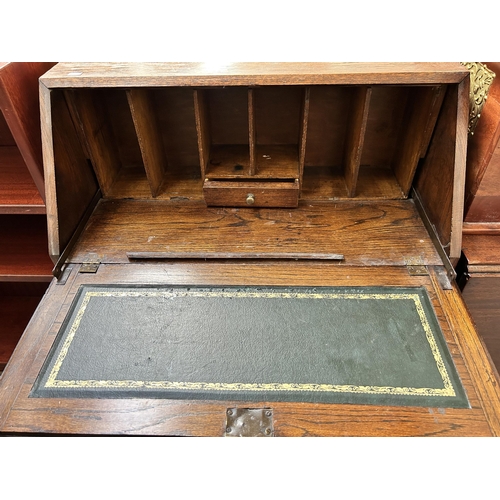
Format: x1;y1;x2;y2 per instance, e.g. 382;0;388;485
31;285;468;407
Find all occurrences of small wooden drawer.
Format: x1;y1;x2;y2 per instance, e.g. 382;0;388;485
203;179;299;208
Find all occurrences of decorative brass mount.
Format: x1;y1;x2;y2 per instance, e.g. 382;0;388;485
462;62;496;135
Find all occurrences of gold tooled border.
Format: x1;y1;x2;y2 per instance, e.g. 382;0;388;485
44;289;456;398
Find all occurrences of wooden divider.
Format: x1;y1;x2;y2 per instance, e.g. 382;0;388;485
343;86;371;197
298;87;310;188
64;89;121;196
194;89;210;179
58;83;448;205
248;88;256;175
44;87;99;259
127;89;168;197
393;86;446;196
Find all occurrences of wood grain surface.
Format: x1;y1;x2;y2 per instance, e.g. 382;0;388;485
0;146;45;212
414;81;469;260
127;89;168;197
64;89;121;196
65;199;442;266
343;87;371;197
40;63;468;88
0;215;54;280
462;234;500;266
461;275;500;375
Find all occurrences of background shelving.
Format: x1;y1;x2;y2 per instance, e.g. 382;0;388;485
0;62;56;371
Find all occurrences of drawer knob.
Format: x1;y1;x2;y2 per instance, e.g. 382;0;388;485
246;193;255;205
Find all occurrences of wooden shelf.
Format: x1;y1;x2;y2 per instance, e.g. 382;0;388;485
0;215;53;280
106;164;202;200
0;146;45;212
66;198;442;267
205;144;251;178
0;62;56;201
356;166;406;199
302;165;405;200
0;282;49;370
206;144;299;180
195;87;305;187
0;62;56;373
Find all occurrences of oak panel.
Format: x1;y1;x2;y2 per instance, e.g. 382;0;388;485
65;199;442;266
40;63;469;88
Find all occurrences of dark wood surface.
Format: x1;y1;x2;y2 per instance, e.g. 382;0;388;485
464;135;500;225
461;275;500;376
203;180;299;207
414;81;469;260
0;146;45;213
207;145;299;179
0;263;498;436
0;62;56;200
0;63;54;213
0;282;49;370
464;62;500;218
393;86;445;196
462;234;500;269
0;63;55;376
460;234;500;377
459;63;500;385
41;85;99;260
0;215;54;280
0;64;54;279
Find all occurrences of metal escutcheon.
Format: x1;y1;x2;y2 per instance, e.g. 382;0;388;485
225;408;274;437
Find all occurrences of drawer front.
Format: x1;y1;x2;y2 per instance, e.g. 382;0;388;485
203;180;299;208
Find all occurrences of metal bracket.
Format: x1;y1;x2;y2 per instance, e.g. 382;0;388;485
433;266;453;290
52;189;102;279
411;188;457;283
80;253;101;273
225;408;274;437
56;264;73;285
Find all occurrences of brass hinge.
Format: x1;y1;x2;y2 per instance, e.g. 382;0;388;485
407;264;428;276
405;258;428;276
80;253;101;273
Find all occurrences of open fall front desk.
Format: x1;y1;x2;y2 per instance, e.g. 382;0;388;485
1;62;499;436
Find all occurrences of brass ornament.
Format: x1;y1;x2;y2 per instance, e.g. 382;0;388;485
462;62;496;135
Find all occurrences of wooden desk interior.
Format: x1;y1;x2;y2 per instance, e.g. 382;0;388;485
1;62;499;436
